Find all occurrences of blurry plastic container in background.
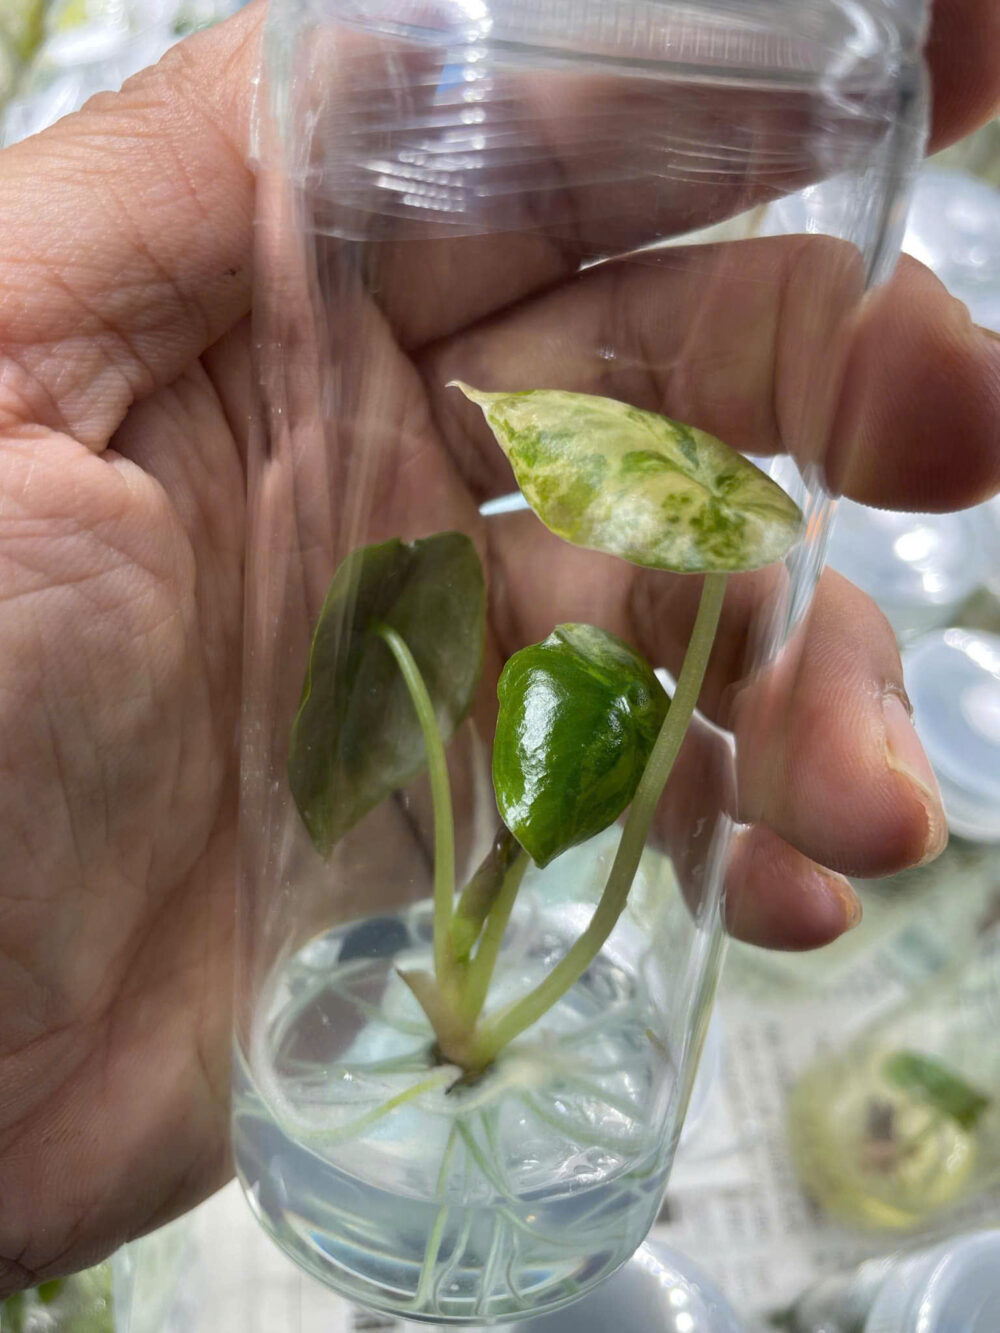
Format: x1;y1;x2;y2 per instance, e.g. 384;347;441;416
0;0;246;147
903;167;1000;334
902;629;1000;843
789;928;1000;1231
825;501;986;644
774;1230;1000;1333
421;1238;747;1333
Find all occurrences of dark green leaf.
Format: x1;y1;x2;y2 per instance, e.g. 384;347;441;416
883;1050;991;1131
451;382;802;573
290;533;486;854
493;624;669;866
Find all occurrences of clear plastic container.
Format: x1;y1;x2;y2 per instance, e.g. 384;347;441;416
771;164;1000;333
777;1231;1000;1333
238;0;929;1321
487;1238;744;1333
789;929;1000;1231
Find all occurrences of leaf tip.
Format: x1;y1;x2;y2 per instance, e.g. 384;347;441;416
447;380;492;407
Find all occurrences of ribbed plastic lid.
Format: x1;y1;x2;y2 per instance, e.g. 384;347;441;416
324;0;924;83
866;1233;1000;1333
903;630;1000;842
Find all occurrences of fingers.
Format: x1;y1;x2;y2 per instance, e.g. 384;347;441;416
0;4;262;450
650;568;940;947
3;0;996;461
485;508;943;883
830;256;1000;511
628;562;946;878
424;237;859;497
927;0;1000;151
425;238;1000;514
732;569;948;878
724;824;861;950
650;694;862;951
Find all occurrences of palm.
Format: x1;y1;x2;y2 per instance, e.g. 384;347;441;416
1;0;999;1295
0;342;246;1286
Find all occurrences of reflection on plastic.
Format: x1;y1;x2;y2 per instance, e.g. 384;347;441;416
903;629;1000;841
825;501;985;643
397;1239;746;1333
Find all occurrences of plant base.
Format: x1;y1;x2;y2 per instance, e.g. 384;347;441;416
233;897;671;1324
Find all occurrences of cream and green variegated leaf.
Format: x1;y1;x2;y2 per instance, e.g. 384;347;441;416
450;382;803;573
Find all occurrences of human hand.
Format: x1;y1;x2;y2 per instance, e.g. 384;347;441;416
0;0;998;1291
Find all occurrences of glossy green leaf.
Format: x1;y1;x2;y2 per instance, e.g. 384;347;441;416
451;382;802;573
290;533;485;855
883;1051;991;1131
493;624;669;867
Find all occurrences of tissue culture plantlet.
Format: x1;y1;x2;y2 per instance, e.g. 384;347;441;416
289;384;801;1076
254;384;802;1319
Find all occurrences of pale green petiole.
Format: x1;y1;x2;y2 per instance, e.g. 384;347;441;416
468;571;728;1069
460;847;530;1025
376;625;457;987
451;827;523;962
378;624;530;1066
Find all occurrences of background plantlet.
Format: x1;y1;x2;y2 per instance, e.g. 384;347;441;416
289;385;803;1075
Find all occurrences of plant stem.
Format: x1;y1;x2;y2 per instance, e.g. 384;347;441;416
461;847;530;1024
469;572;728;1068
376;625;456;986
451;827;522;962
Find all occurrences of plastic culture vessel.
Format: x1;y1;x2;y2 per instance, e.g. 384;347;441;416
240;384;800;1319
789;929;1000;1231
237;0;928;1321
773;1231;1000;1333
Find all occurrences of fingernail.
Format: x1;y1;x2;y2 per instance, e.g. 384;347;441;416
883;691;948;864
819;868;863;932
